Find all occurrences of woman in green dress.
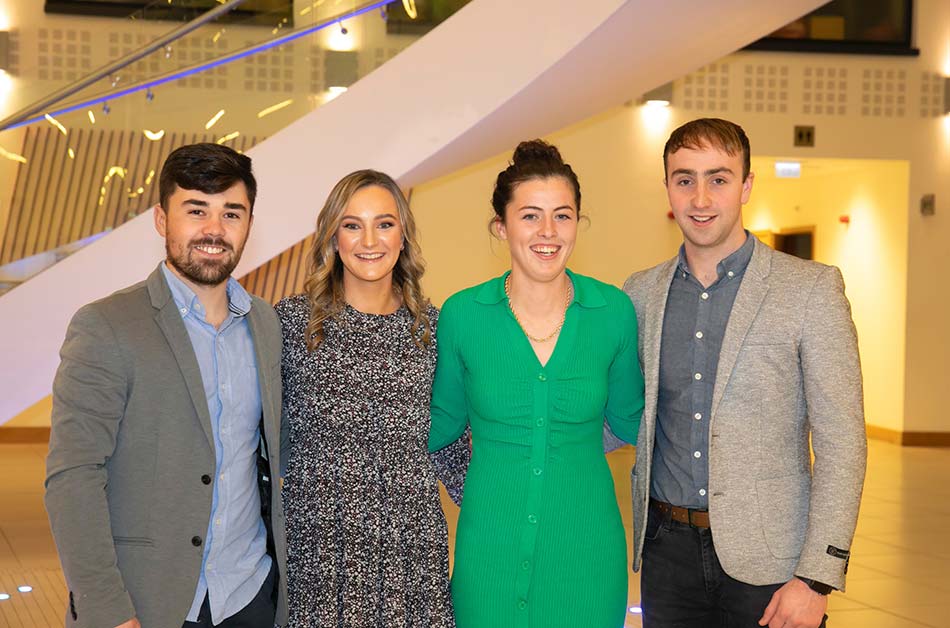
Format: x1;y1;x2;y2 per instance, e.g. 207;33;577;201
428;139;645;628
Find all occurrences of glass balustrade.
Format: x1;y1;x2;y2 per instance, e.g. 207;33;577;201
0;0;472;284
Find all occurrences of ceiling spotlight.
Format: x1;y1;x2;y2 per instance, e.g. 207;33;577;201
339;22;348;35
146;89;154;102
102;102;111;115
110;74;120;88
17;586;32;593
0;593;9;601
164;45;172;59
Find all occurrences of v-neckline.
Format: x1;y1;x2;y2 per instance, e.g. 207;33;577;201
505;274;577;371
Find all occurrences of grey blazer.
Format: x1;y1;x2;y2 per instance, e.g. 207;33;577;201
45;265;288;628
623;237;867;590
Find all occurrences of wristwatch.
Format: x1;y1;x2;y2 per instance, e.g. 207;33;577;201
796;576;835;595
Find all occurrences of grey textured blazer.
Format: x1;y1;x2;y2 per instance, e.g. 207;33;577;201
623;236;867;590
45;265;288;628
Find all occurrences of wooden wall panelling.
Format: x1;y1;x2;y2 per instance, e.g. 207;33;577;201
69;128;105;244
58;127;92;248
30;129;68;258
81;128;115;239
91;129;123;235
44;128;79;253
0;126;33;263
12;127;54;262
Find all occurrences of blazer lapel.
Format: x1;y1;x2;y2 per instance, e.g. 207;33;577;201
148;266;216;451
247;304;277;445
710;239;772;419
643;259;678;429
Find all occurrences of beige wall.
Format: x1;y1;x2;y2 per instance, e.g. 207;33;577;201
412;113;910;434
3;0;949;435
416;0;950;436
747;158;909;432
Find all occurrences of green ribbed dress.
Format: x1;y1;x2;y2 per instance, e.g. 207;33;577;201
429;270;645;628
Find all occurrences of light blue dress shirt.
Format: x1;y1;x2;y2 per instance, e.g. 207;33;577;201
160;264;271;625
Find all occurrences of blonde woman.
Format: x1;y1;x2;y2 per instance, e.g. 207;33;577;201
276;170;466;627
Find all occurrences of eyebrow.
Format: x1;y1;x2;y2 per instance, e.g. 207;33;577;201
340;213;399;221
670;167;736;177
518;205;575;212
182;198;248;211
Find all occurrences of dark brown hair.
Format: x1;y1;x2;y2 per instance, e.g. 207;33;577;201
159;143;257;213
663;118;751;181
491;139;581;220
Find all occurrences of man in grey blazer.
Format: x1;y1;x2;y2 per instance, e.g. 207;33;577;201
45;143;288;628
624;118;866;628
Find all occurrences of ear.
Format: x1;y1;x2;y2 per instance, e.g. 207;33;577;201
740;171;755;204
331;236;338;252
153;204;167;237
493;217;508;241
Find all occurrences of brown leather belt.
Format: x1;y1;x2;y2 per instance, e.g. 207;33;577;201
650;498;710;528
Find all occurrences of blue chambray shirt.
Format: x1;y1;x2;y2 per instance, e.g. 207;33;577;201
652;233;754;510
160;264;271;625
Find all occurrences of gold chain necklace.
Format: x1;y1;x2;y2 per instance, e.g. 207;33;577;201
504;274;572;343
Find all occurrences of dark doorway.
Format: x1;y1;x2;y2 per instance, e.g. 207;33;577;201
774;230;814;261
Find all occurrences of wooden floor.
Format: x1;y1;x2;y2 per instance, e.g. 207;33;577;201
2;440;950;627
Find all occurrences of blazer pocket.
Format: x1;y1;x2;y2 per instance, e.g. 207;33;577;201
755;474;809;559
113;536;155;547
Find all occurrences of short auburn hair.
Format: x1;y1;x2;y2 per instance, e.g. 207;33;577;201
663;118;751;181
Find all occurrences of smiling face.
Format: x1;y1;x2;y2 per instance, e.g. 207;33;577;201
665;144;753;260
154;181;252;288
496;176;578;284
335;185;403;292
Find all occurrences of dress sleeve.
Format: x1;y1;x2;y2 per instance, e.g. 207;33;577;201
604;294;645;444
275;297;302;478
429;295;469;452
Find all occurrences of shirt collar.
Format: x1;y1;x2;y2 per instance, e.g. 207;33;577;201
474;268;605;308
676;230;755;280
160;262;252;319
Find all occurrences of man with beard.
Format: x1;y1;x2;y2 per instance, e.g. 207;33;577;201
45;143;287;628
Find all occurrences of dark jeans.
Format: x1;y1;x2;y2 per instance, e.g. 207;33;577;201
640;502;827;628
182;559;277;628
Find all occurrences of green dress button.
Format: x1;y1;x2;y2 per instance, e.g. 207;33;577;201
536;418;545;427
518;600;527;610
533;467;543;476
521;560;530;570
538;373;546;382
527;514;538;524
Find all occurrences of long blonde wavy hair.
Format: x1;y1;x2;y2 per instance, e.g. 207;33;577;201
304;169;432;350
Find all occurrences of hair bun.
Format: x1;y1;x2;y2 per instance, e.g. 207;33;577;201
512;139;564;167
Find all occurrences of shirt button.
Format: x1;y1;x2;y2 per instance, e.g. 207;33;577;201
701;292;709;300
215;518;221;526
694;413;702;420
699;488;707;496
538;373;547;382
727;271;735;278
694;451;702;459
527;514;538;524
533;467;543;476
180;307;188;314
694;373;702;380
219;473;225;481
201;474;212;485
191;536;203;547
695;331;704;339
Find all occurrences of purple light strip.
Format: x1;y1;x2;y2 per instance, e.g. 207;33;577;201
7;0;398;130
